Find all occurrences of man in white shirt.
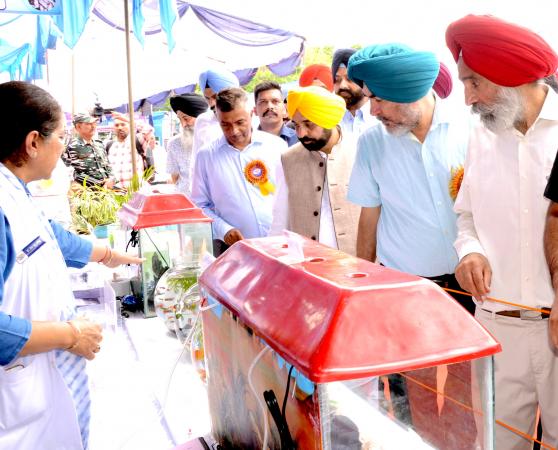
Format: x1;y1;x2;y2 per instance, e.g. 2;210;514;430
106;114;144;187
191;87;286;256
447;14;558;449
331;48;375;138
269;86;359;255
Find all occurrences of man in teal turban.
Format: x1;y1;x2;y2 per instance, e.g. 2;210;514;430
346;42;474;447
346;44;440;138
347;41;472;304
199;68;240;111
348;43;440;103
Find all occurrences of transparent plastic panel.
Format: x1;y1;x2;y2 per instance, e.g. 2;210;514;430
139;225;177;316
320;357;495;450
138;222;212;317
176;222;213;265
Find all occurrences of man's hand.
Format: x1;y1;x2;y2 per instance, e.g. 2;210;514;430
455;252;492;301
224;229;244;246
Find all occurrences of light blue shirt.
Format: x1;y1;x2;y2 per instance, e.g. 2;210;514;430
191;130;286;240
347;98;468;277
339;102;376;138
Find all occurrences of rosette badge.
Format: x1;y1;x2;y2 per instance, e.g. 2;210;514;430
244;160;275;196
449;165;464;201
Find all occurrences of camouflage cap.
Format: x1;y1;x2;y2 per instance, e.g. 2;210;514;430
73;112;97;125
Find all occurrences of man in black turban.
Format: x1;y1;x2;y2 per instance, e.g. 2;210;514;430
331;48;373;138
169;93;208;118
166;93;208;196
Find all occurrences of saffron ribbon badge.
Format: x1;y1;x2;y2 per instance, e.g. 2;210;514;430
244;160;275;196
449;165;464;201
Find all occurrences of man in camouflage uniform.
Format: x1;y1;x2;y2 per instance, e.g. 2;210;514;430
63;112;115;188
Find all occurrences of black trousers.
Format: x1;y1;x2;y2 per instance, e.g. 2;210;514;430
425;273;476;316
379;263;476;316
212;239;230;257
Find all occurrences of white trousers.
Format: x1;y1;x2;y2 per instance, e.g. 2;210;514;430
476;308;558;450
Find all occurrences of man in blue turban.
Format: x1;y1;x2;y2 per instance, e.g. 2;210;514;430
199;68;240;112
191;68;240;195
346;43;474;447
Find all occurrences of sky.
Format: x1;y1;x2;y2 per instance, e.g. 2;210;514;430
200;0;558;64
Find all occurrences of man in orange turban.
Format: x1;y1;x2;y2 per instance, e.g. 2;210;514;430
269;87;360;255
446;14;558;449
299;64;334;92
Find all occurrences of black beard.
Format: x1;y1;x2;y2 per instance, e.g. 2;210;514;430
345;92;364;108
300;137;328;152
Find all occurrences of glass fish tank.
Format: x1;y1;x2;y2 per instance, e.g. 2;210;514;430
118;191;212;317
199;236;500;450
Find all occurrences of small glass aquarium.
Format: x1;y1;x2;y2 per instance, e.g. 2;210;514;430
154;259;200;338
118;191;212;317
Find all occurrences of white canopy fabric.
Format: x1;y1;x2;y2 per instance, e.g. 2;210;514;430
1;1;305;112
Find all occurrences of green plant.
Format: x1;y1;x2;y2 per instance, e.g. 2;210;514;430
70;166;155;234
115;166;155;207
70;183;120;233
167;273;197;295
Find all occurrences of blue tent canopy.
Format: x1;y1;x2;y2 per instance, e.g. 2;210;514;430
0;1;305;111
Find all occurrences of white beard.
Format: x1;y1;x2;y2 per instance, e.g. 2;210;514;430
473;86;524;133
180;126;194;150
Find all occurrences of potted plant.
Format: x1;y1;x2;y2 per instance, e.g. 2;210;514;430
70;182;120;236
70;167;155;236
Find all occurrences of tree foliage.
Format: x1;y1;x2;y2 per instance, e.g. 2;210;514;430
156;44;361;110
243;45;334;93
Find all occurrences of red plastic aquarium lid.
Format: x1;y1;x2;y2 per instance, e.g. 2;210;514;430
200;235;501;383
118;191;212;229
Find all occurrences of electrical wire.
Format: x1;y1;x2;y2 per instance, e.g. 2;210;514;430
248;346;272;450
124;307;200;450
282;364;295;421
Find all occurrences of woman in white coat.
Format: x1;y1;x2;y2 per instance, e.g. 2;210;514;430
0;81;142;449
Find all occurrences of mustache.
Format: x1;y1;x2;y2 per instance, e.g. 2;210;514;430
263;109;278;117
337;88;353;96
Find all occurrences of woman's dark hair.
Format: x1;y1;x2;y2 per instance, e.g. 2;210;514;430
0;81;62;166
